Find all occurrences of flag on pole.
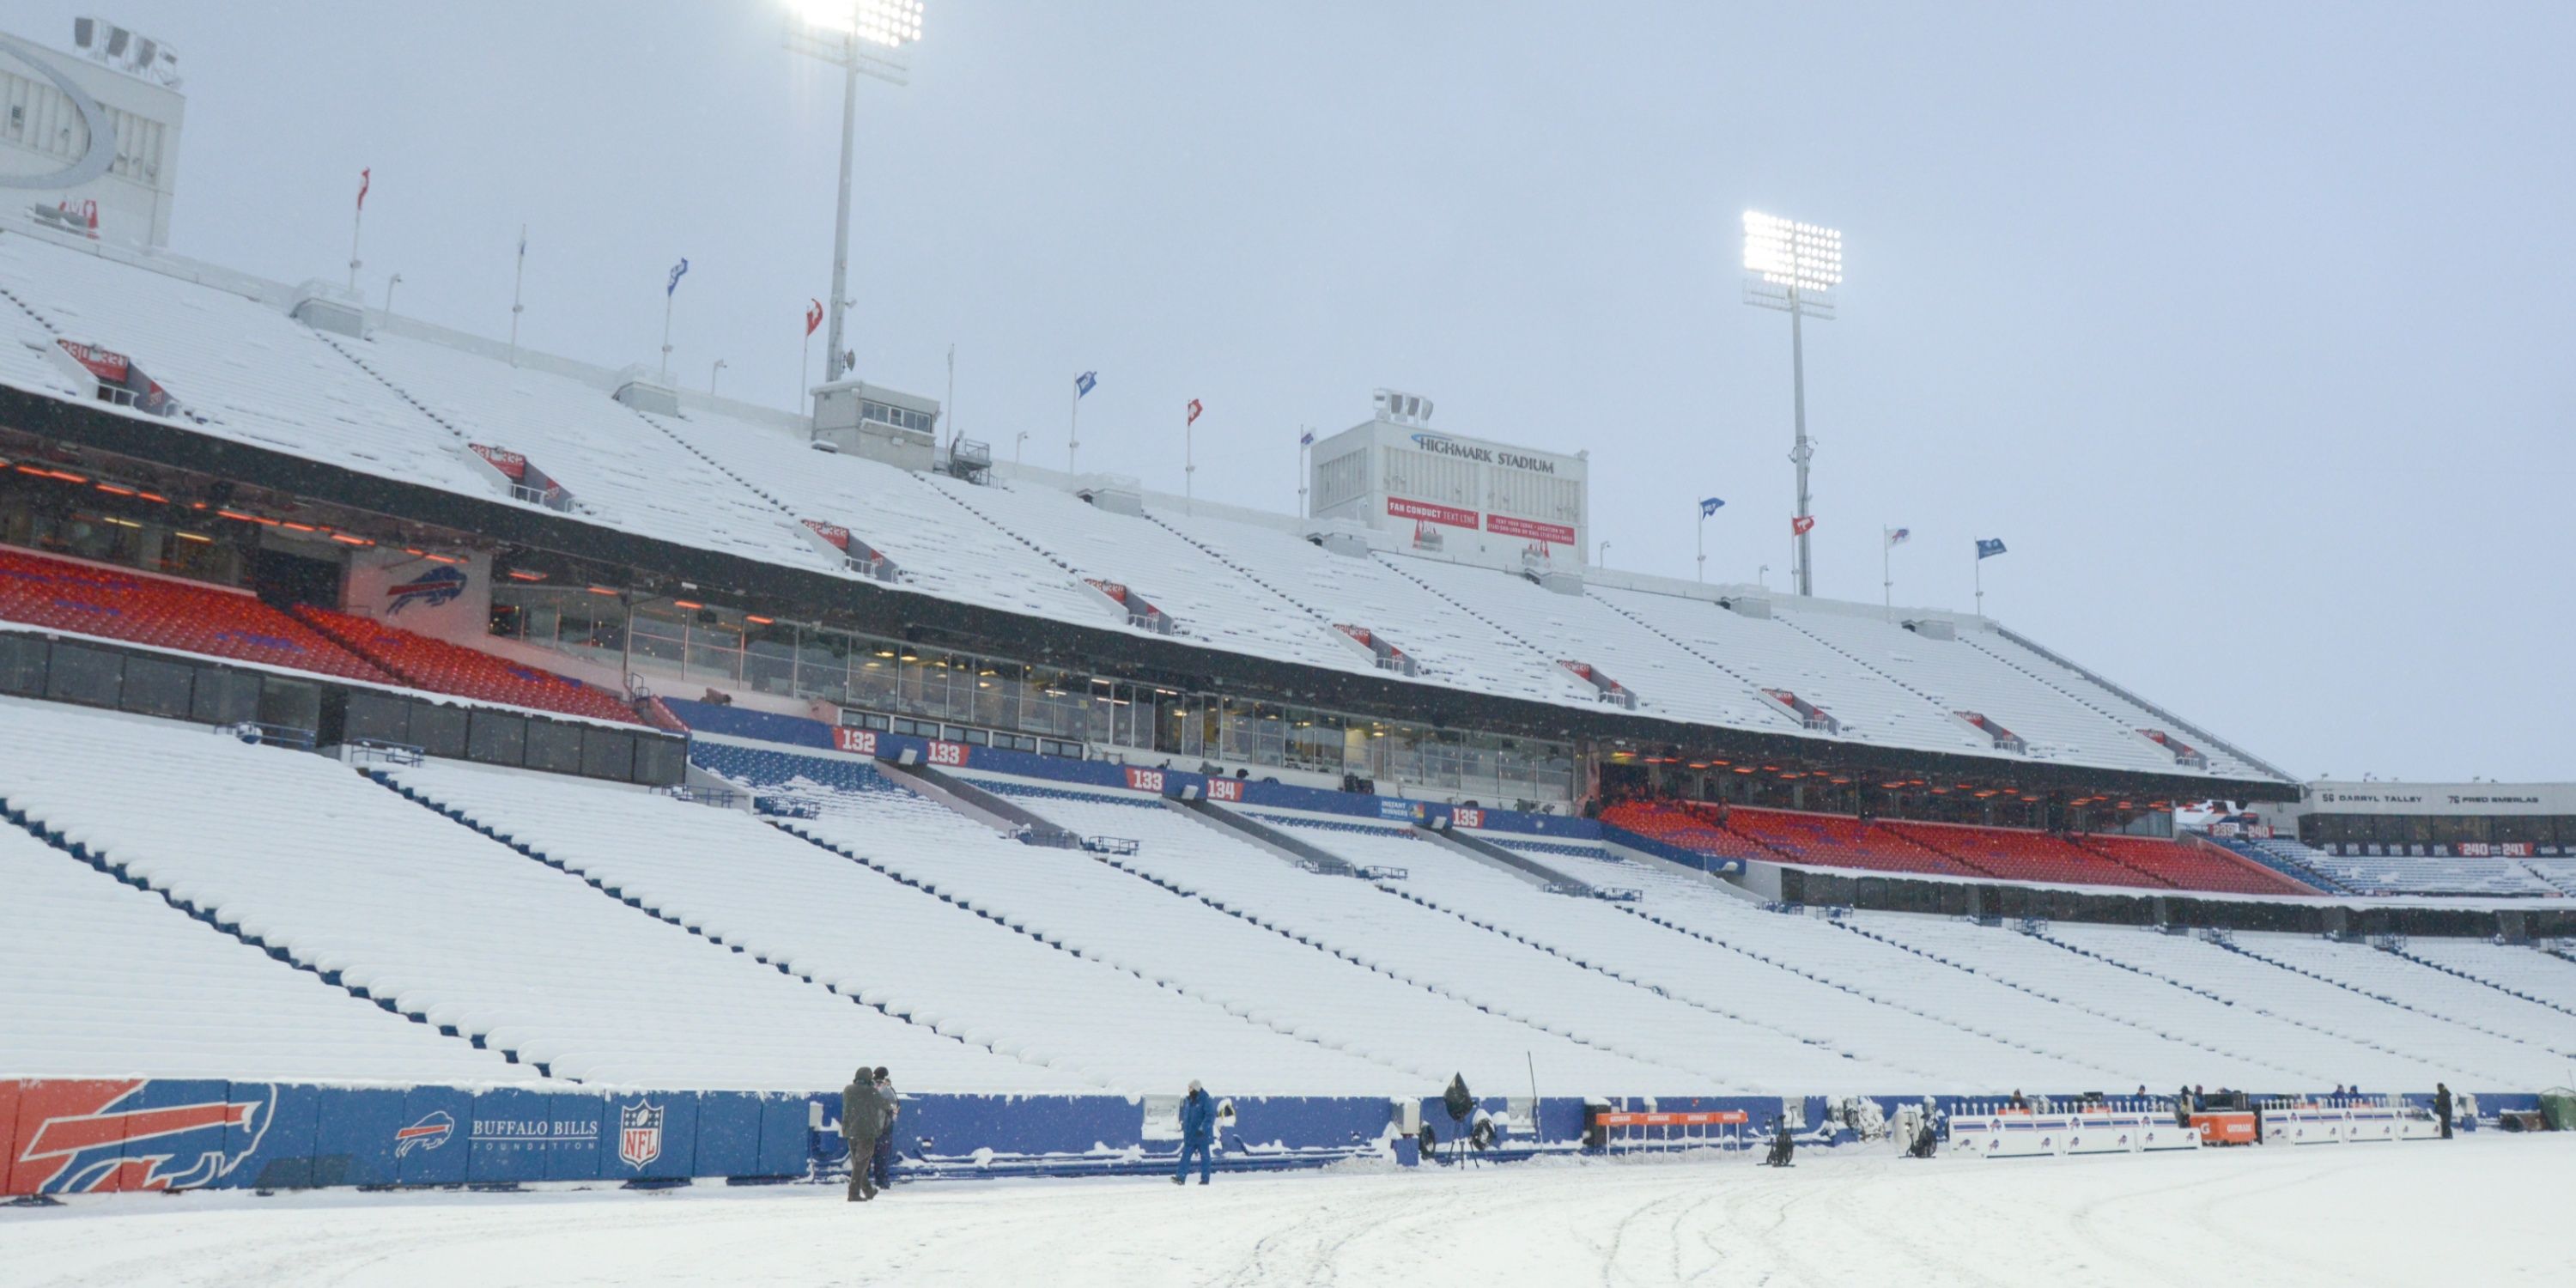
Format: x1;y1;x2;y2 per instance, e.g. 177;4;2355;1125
1976;538;2008;560
1791;515;1816;536
1886;527;1911;547
665;258;690;296
1186;398;1203;426
1699;496;1725;518
356;167;370;210
517;228;526;260
1075;370;1097;398
1299;428;1315;447
805;299;823;336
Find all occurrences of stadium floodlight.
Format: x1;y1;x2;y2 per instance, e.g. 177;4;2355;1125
787;0;925;389
1741;210;1839;597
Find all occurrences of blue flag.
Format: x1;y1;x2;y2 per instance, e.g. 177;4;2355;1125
1299;428;1315;447
665;257;689;296
1075;370;1097;398
1699;496;1725;518
1977;538;2007;560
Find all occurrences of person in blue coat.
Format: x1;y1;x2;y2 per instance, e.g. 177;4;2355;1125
1174;1080;1217;1185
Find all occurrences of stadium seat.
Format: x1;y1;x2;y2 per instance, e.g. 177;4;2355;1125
289;605;643;725
0;546;394;683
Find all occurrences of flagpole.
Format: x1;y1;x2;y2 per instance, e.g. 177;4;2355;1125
799;335;811;413
1298;427;1309;519
1881;528;1890;619
507;225;526;368
1697;511;1706;584
1068;383;1080;474
659;290;675;383
1184;402;1195;516
1975;553;1984;617
347;173;368;294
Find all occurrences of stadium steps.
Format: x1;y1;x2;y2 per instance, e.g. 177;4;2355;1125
769;821;1439;1084
993;819;1710;1075
1765;616;1974;732
1417;824;1596;892
2390;948;2576;1020
1601;903;2121;1073
2028;928;2526;1081
1186;801;1356;874
2208;835;2356;895
1829;920;2275;1072
2215;939;2570;1056
1141;513;1345;637
364;770;1055;1074
1367;556;1592;685
0;784;535;1071
1369;882;2007;1084
1585;592;1832;726
2063;837;2185;889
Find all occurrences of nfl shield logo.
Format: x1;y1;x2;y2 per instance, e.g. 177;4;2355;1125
618;1100;665;1170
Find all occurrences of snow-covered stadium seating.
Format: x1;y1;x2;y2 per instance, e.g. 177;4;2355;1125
1243;811;2112;1091
0;235;495;496
2398;939;2576;1012
381;758;1404;1095
2044;923;2571;1088
0;824;513;1082
0;697;1059;1091
981;785;1910;1094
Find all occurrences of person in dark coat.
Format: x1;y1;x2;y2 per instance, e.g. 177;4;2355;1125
872;1066;900;1192
2175;1084;2192;1128
842;1065;884;1201
2434;1083;2453;1139
1174;1080;1217;1185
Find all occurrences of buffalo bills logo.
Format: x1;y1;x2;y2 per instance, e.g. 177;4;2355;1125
386;565;468;617
617;1101;665;1170
12;1081;273;1194
394;1110;454;1157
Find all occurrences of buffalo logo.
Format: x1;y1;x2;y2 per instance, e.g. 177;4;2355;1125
386;565;468;617
618;1101;665;1170
394;1110;455;1157
12;1080;274;1194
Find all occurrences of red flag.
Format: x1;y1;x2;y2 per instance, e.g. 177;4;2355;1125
1186;398;1203;426
356;167;370;211
1791;515;1816;536
805;299;823;337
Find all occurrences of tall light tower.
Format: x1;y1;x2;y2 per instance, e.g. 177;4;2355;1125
1741;211;1841;598
787;0;924;388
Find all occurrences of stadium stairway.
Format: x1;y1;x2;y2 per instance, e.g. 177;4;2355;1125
2205;834;2356;896
2386;945;2576;1020
2038;924;2554;1088
0;795;519;1082
2215;937;2576;1060
2397;939;2576;1016
0;770;522;1072
1416;823;1599;893
758;793;1692;1092
375;766;1401;1096
989;788;1924;1093
1262;817;2121;1091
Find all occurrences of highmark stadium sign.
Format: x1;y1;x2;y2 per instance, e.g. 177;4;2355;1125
1409;432;1562;475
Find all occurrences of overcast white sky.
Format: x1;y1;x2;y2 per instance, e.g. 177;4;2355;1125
22;2;2572;783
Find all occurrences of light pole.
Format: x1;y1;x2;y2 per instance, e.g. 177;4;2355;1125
786;0;922;390
710;358;728;396
383;272;402;318
1742;211;1841;597
1596;540;1611;570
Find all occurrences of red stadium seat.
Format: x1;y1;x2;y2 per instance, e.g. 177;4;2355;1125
290;605;644;726
0;547;394;683
1601;794;2303;896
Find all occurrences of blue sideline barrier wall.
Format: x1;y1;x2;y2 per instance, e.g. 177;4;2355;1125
0;1078;2518;1194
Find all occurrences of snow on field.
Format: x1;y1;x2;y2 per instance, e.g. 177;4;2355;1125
5;1135;2569;1287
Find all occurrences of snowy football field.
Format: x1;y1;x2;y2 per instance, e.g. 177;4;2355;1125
5;1134;2568;1286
